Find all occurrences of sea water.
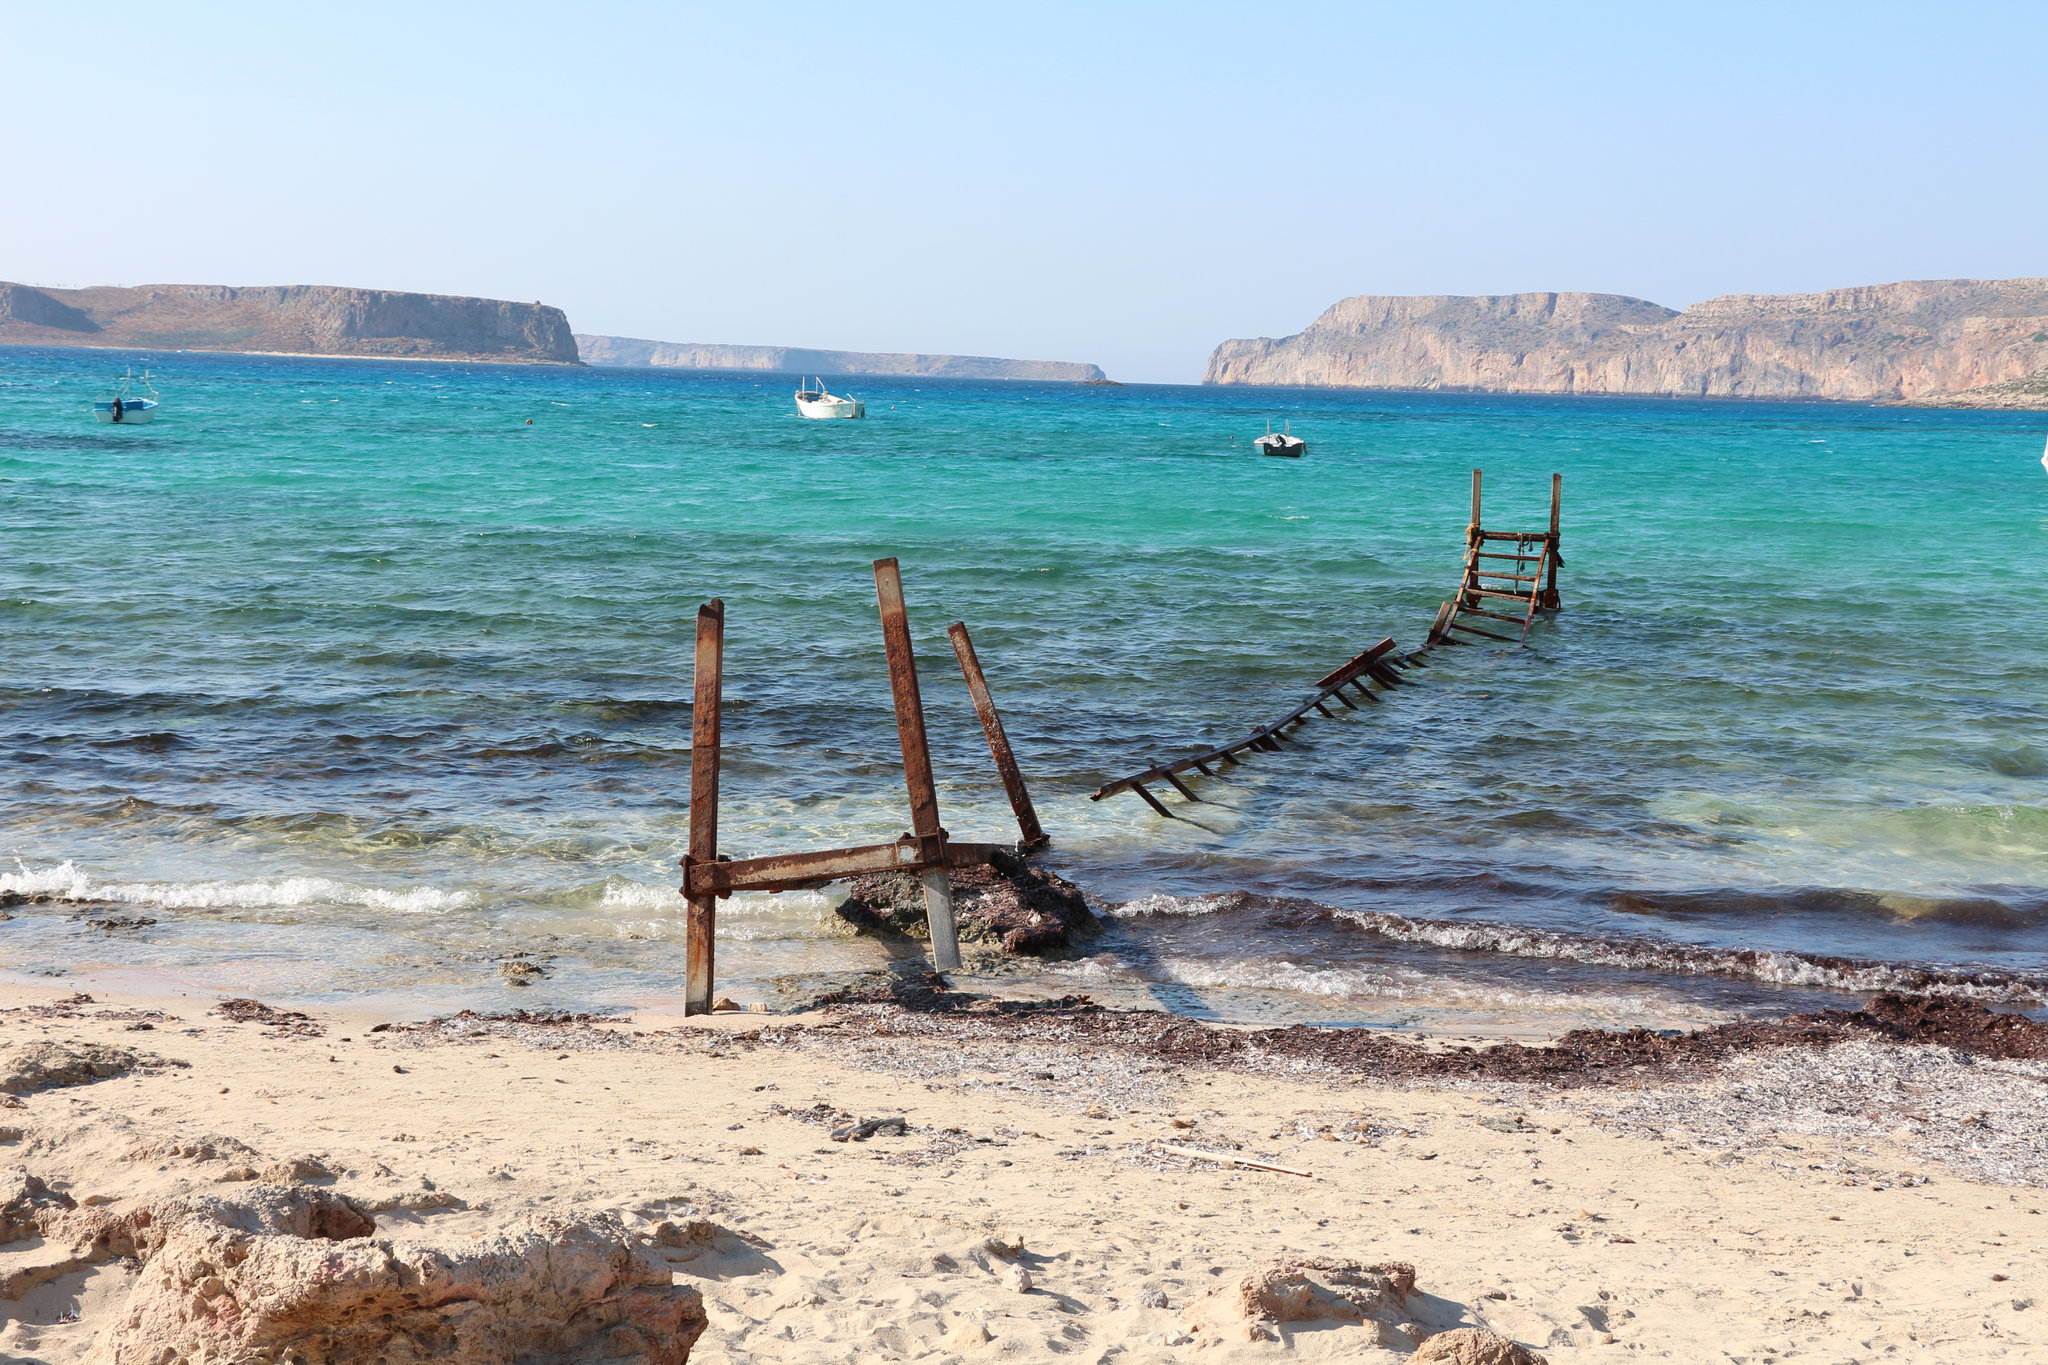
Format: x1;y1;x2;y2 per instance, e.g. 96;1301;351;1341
2;347;2044;1030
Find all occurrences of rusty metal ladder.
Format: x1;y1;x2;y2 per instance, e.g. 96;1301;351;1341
1429;471;1562;646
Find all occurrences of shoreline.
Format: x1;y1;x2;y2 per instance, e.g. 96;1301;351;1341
1;980;2042;1361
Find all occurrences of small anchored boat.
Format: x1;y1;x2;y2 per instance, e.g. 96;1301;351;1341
1253;420;1305;458
94;368;160;424
795;379;865;420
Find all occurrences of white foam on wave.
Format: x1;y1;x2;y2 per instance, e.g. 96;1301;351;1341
593;876;836;920
4;859;475;915
597;878;685;912
1335;908;2048;1004
1107;892;1239;919
1;860;92;898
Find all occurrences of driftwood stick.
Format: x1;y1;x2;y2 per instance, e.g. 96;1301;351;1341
1153;1143;1312;1178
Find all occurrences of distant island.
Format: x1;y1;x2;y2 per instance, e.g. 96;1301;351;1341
0;282;579;364
1204;279;2048;408
576;334;1107;383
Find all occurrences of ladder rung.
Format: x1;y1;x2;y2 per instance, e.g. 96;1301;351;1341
1476;531;1547;542
1475;571;1539;582
1448;620;1518;642
1473;551;1542;562
1458;604;1531;624
1466;587;1535;603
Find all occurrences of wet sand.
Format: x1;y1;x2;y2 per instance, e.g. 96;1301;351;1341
2;982;2044;1362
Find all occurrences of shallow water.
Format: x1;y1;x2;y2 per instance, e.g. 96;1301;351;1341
3;347;2045;1028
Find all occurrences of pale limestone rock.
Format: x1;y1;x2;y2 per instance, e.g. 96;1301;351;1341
79;1185;705;1365
944;1319;993;1348
575;334;1106;382
1;1041;166;1094
0;282;579;364
259;1155;333;1184
1209;1254;1415;1324
124;1134;260;1164
0;1168;75;1243
1204;279;2048;405
1412;1326;1550;1364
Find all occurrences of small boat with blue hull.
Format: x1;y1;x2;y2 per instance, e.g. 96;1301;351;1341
94;368;160;424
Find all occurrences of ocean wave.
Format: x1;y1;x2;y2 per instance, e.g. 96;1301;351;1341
596;877;685;912
1105;886;2048;1004
591;876;836;919
1332;908;2048;1005
2;859;475;915
1107;892;1243;919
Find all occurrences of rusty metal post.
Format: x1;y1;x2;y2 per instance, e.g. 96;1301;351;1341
1542;472;1563;609
872;559;961;970
683;599;724;1015
947;621;1048;851
1470;468;1483;536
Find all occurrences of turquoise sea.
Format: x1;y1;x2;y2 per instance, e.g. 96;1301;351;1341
3;347;2045;1029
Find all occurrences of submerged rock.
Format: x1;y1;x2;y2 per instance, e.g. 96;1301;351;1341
835;853;1097;955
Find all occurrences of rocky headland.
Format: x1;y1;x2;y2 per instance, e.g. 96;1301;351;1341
1204;278;2048;407
576;333;1106;382
0;283;580;364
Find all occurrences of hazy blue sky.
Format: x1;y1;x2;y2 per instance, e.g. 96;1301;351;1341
4;2;2044;381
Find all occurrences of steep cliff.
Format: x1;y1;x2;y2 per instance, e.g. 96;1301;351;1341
1204;279;2048;405
577;334;1105;382
0;283;580;364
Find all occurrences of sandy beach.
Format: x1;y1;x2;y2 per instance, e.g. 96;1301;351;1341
2;980;2043;1363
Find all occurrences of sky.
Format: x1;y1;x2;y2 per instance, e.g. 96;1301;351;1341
3;2;2045;382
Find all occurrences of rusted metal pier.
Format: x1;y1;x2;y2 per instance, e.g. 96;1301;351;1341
1087;636;1429;817
679;559;1046;1013
1092;470;1561;816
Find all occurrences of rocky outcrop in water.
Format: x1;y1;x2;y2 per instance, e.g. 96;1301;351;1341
836;854;1097;955
1203;279;2048;406
577;334;1106;382
0;282;580;364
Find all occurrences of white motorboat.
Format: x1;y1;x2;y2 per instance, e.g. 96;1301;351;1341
93;368;159;424
1253;420;1305;458
795;379;865;420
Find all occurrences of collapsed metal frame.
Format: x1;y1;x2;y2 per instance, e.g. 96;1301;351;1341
1092;470;1562;814
678;558;1045;1014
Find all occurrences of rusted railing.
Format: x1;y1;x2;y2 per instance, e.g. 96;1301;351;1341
679;559;1045;1013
